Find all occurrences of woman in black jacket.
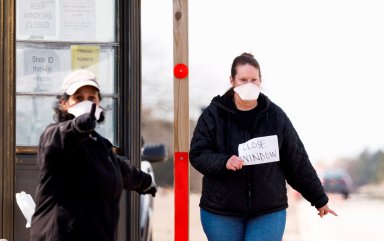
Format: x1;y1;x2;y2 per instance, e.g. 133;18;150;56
31;69;156;241
189;53;337;241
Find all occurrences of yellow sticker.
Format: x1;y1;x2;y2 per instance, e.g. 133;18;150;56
71;45;100;77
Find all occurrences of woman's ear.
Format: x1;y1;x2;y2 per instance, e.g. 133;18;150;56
60;98;69;111
230;76;235;87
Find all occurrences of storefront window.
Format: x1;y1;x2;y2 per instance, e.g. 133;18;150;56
16;0;116;42
15;0;118;147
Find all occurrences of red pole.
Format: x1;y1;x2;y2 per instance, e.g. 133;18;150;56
173;1;189;241
174;152;189;241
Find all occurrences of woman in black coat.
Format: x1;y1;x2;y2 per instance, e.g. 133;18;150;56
31;69;156;241
189;53;337;241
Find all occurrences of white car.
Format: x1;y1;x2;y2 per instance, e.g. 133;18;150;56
140;144;167;241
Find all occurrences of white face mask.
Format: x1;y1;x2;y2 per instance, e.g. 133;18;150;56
67;100;103;120
233;82;261;101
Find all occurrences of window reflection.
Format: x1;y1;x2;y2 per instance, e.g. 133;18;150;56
16;46;116;94
16;96;116;146
96;98;116;144
16;96;55;146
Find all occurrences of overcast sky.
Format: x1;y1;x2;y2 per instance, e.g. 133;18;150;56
141;0;384;164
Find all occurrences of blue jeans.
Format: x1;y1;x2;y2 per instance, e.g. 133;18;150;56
200;208;286;241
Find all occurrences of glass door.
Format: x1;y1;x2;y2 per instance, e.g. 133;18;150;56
15;1;119;240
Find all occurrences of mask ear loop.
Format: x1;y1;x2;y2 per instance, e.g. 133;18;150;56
96;103;113;124
97;110;105;124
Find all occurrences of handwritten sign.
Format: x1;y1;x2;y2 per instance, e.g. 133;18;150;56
238;135;280;166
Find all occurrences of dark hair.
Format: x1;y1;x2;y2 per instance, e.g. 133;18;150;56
53;92;104;123
230;53;261;79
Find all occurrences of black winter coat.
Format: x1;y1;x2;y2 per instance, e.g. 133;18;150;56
31;119;152;241
189;90;328;217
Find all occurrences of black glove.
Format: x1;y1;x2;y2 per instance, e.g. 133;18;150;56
73;103;97;133
142;179;157;197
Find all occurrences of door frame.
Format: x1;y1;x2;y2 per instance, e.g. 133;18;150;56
0;0;16;240
118;0;142;240
0;0;143;240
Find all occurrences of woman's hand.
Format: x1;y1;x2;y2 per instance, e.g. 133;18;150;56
226;155;244;171
73;103;97;133
317;204;338;218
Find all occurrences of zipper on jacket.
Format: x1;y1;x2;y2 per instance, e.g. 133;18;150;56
246;181;252;213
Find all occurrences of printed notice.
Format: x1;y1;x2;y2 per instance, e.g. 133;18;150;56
23;49;61;92
18;0;56;37
238;135;280;166
71;45;100;76
60;0;96;40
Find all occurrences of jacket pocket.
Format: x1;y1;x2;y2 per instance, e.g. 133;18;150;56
53;203;82;240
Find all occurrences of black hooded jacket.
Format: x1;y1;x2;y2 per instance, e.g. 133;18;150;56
31;119;152;241
189;90;328;217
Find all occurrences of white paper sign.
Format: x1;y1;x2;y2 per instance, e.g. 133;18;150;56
60;0;96;40
18;0;56;37
20;48;63;92
238;135;280;166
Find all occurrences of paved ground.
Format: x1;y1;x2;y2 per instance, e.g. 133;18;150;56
153;184;384;241
152;188;206;241
152;188;300;241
